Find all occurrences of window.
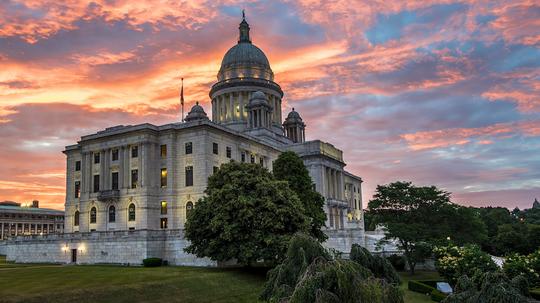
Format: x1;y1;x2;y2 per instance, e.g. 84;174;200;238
74;181;80;198
160;168;167;187
185;166;193;187
131;146;138;158
160;218;168;229
161;201;167;215
160;144;167;158
111;172;119;190
226;146;232;158
250;154;255;163
74;211;80;226
128;204;136;221
213;166;219;174
75;161;81;171
94;153;100;164
90;207;97;224
259;157;264;166
185;142;192;154
93;175;100;193
110;149;118;161
186;201;194;218
131;169;138;189
241;152;246;163
109;206;116;223
213;142;219;155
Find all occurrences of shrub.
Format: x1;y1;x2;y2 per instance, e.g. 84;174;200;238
408;280;435;294
430;290;447;302
433;244;497;286
530;288;540;300
142;257;163;267
350;244;401;284
387;254;406;271
503;249;540;287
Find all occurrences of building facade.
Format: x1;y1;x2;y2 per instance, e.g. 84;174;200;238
6;14;365;265
0;201;64;240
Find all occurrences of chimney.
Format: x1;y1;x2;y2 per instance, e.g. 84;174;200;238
32;200;39;208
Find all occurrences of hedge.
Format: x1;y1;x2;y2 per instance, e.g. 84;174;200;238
408;280;435;294
430;290;447;302
142;257;163;267
531;288;540;300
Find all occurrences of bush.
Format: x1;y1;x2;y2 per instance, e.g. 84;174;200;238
387;254;406;271
530;288;540;300
430;290;447;302
433;244;497;286
503;249;540;287
142;257;163;267
350;244;401;284
408;280;435;294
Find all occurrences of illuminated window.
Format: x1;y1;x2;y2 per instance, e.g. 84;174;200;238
160;144;167;158
185;142;192;154
131;169;138;189
250;155;255;163
213;142;219;155
161;168;167;187
128;204;136;221
112;149;119;161
75;161;81;171
74;181;80;198
111;172;119;190
131;146;138;158
161;201;167;215
94;153;100;164
90;207;97;224
226;147;231;158
185;166;193;187
93;175;100;193
241;152;246;163
160;218;168;229
186;201;194;219
74;211;79;226
108;206;116;223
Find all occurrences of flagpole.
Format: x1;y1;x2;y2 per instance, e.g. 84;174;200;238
180;77;184;122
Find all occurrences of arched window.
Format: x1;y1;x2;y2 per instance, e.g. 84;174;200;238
186;201;194;219
90;207;97;224
128;204;136;222
74;211;80;226
108;205;116;223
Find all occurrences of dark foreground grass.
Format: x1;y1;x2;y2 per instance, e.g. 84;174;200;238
399;271;443;303
0;265;267;303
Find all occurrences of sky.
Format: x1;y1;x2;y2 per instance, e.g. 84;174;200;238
0;0;539;210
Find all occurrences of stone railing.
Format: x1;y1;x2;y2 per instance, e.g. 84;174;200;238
97;189;120;202
6;229;186;243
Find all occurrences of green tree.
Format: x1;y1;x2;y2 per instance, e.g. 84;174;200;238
477;207;516;254
273;151;327;242
184;162;309;266
368;181;481;274
449;207;488;246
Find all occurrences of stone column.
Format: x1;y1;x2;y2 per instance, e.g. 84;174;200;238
104;149;110;190
328;206;334;228
123;147;130;188
339;172;344;200
239;92;244;120
229;93;234;121
137;143;143;188
1;223;3;240
99;150;106;191
81;152;87;194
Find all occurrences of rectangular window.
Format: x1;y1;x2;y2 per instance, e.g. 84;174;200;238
161;201;167;215
94;153;100;164
213;142;219;155
250;154;255;163
131;169;138;189
75;161;81;171
185;166;193;187
111;172;119;190
74;181;80;198
112;149;119;161
241;152;246;163
131;146;138;158
160;218;168;229
226;146;232;158
185;142;192;154
161;168;167;188
213;166;219;174
160;144;167;158
259;157;264;166
93;175;100;193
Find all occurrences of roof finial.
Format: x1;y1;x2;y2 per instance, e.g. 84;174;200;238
238;9;251;43
242;9;245;20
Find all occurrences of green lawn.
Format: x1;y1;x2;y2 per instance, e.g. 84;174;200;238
0;261;441;303
0;265;266;303
399;271;443;303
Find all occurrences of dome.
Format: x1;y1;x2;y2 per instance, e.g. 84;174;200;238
217;15;274;82
283;108;305;126
184;102;209;122
247;91;270;108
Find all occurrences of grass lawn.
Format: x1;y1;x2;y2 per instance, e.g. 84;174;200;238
399;271;443;303
0;264;266;303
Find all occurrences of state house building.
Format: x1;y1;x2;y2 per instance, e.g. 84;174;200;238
5;15;366;265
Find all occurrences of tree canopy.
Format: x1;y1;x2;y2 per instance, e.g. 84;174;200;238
273;151;327;242
184;162;309;266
